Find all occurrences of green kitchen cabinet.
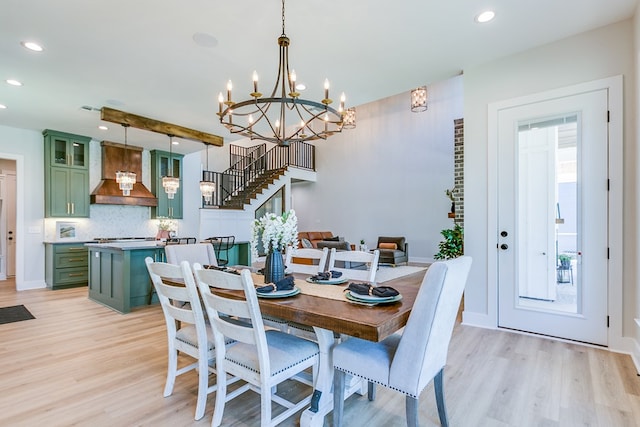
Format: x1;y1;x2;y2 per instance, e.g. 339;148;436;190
45;242;89;289
150;150;183;219
44;129;91;218
88;244;165;313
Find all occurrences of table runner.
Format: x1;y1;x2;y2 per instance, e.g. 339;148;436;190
252;273;350;302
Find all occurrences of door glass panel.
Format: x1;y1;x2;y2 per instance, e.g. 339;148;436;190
516;115;578;314
54;139;67;165
72;141;85;167
172;158;181;178
160;157;168;177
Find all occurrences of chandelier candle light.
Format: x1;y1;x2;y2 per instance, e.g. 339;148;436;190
115;124;136;196
162;135;180;199
217;0;353;146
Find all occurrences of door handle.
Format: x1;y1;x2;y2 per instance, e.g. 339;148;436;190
500;244;508;250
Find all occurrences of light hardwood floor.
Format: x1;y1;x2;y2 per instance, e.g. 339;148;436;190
1;280;639;426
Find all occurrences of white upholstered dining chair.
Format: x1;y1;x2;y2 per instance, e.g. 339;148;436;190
284;246;330;274
332;256;472;427
327;248;380;282
192;264;320;427
144;257;216;421
164;242;218;267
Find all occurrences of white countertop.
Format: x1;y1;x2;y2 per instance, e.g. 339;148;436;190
85;241;165;250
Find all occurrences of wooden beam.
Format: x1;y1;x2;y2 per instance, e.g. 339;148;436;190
100;107;224;147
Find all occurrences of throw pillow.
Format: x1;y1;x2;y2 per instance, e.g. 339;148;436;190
301;238;313;248
324;236;340;241
378;242;398;250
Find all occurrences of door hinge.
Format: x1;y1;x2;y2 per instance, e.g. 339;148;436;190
607;110;610;122
607;247;610;259
607;316;610;328
607;179;610;191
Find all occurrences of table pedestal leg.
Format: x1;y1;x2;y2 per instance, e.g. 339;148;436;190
300;328;366;427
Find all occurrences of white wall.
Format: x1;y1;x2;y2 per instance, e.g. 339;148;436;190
292;75;463;262
464;20;637;351
0;125;45;289
633;7;640;355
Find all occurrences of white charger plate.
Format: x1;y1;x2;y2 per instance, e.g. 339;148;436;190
256;287;301;298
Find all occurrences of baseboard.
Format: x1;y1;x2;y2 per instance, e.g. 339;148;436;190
16;280;47;291
461;310;496;329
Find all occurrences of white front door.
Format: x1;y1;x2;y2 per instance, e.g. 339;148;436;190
497;88;609;346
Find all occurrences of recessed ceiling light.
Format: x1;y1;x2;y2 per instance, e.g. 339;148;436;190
0;104;7;109
192;32;219;48
296;83;306;91
98;125;108;130
21;41;44;52
6;79;23;86
475;10;495;23
172;140;179;145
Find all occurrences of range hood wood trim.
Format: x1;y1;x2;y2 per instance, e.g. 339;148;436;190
101;107;224;146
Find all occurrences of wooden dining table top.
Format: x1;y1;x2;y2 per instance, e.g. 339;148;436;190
227;269;426;342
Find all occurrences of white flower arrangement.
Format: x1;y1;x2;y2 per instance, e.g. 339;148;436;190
251;210;298;258
158;219;176;231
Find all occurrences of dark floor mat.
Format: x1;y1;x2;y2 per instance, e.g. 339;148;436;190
0;305;35;324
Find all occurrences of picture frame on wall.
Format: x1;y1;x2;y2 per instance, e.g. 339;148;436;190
56;221;77;240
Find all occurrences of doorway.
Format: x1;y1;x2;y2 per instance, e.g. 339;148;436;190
490;78;622;346
0;160;16;281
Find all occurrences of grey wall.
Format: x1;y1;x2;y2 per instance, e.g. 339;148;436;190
291;75;463;262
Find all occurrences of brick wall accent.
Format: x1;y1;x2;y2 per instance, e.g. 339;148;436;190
453;118;464;226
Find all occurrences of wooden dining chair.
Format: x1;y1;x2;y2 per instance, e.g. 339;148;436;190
144;257;217;421
192;264;320;427
327;248;380;282
332;256;472;427
284;246;329;274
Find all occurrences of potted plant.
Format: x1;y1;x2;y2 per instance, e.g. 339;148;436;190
434;224;464;260
558;254;572;268
359;239;367;251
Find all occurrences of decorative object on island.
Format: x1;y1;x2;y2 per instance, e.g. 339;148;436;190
359;239;367;252
156;218;177;240
162;135;180;199
251;209;298;284
217;0;352;146
115;124;136;196
199;143;215;203
411;85;428;112
434;224;464;260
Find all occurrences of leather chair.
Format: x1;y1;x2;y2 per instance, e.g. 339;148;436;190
376;236;408;266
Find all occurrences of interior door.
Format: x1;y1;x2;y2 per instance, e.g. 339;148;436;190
497;89;608;346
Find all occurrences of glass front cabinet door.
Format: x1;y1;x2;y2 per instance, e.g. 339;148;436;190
43;129;91;218
151;149;183;219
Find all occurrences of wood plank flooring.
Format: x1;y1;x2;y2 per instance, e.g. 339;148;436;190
0;280;639;426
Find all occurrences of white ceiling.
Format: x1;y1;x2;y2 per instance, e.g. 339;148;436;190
0;0;637;154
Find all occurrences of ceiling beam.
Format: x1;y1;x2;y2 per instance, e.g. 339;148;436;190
100;107;224;147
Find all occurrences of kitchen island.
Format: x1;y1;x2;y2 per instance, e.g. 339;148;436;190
86;240;165;313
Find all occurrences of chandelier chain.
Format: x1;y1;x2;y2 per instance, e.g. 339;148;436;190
282;0;286;35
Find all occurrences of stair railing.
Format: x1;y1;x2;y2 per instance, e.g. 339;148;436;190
202;141;315;208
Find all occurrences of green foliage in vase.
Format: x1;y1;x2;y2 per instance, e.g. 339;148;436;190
434;224;464;260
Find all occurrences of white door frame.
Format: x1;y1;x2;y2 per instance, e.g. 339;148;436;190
487;75;623;348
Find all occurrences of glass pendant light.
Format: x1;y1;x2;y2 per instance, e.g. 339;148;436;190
115;124;136;196
199;143;215;203
162;135;180;199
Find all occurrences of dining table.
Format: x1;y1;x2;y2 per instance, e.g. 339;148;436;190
238;268;428;427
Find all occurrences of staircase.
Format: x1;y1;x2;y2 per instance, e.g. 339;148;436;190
202;141;315;209
220;167;288;209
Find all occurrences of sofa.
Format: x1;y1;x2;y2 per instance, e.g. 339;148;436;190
376;236;408;266
295;232;353;266
297;231;335;248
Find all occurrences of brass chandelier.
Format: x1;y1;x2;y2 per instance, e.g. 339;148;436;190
217;0;352;146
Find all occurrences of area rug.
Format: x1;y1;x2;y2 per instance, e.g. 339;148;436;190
375;265;429;283
0;305;35;325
